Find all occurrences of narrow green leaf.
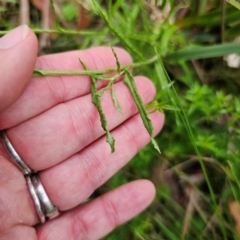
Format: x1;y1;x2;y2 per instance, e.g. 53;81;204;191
124;71;153;136
98;81;113;97
124;70;160;153
111;85;123;114
145;101;158;110
168;42;240;61
153;217;178;240
177;6;239;27
155;48;227;238
161;81;175;90
78;58;88;71
92;0;143;59
50;0;61;30
111;46;121;74
159;25;178;56
79;59;115;153
148;108;158;114
106;131;115;151
227;0;240;10
146;100;179;113
91;84;115;153
160;105;180;111
151;138;161;153
109;0;124;17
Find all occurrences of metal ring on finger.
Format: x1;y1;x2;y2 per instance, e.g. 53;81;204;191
0;130;32;175
31;174;61;220
0;130;60;223
26;176;46;223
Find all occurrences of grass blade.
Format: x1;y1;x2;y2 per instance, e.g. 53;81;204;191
108;0;124;17
227;0;240;10
155;49;227;239
168;42;240;61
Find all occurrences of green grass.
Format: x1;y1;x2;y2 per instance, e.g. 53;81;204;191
2;0;240;239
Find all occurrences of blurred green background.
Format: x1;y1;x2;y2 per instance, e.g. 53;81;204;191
1;0;240;239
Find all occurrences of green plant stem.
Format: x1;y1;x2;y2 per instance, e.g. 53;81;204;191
92;0;143;60
33;56;158;77
0;28;105;36
49;0;61;30
155;49;227;240
221;0;226;42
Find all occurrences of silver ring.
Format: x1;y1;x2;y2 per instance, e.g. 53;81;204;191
31;174;60;220
0;131;32;175
0;130;60;222
26;176;46;223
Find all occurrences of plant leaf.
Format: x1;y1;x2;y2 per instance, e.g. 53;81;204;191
92;0;143;59
108;0;124;18
151;138;161;153
168;42;240;61
124;70;160;153
79;58;115;153
91;83;115;152
111;46;121;74
161;81;175;90
227;0;240;10
98;80;113;97
111;84;123;114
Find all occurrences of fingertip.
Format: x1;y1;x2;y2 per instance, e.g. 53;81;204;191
24;27;38;55
0;26;38;112
116;180;156;215
133;179;156;205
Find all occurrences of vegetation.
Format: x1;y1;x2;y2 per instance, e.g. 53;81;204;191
1;0;240;239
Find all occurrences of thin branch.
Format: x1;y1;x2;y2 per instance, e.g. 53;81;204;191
33;56;158;77
221;0;226;43
0;29;105;36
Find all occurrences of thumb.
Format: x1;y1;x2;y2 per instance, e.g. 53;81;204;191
0;25;38;112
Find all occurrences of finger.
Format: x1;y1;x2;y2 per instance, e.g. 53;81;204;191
39;111;164;210
0;111;163;230
0;156;38;233
0;47;132;129
36;180;156;240
0;111;163;229
0;225;36;240
0;25;38;113
5;76;156;170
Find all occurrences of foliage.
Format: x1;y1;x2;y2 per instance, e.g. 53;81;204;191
1;0;240;239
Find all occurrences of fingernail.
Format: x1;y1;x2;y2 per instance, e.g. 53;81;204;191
0;25;29;49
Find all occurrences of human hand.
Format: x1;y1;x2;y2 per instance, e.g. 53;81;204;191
0;25;164;239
